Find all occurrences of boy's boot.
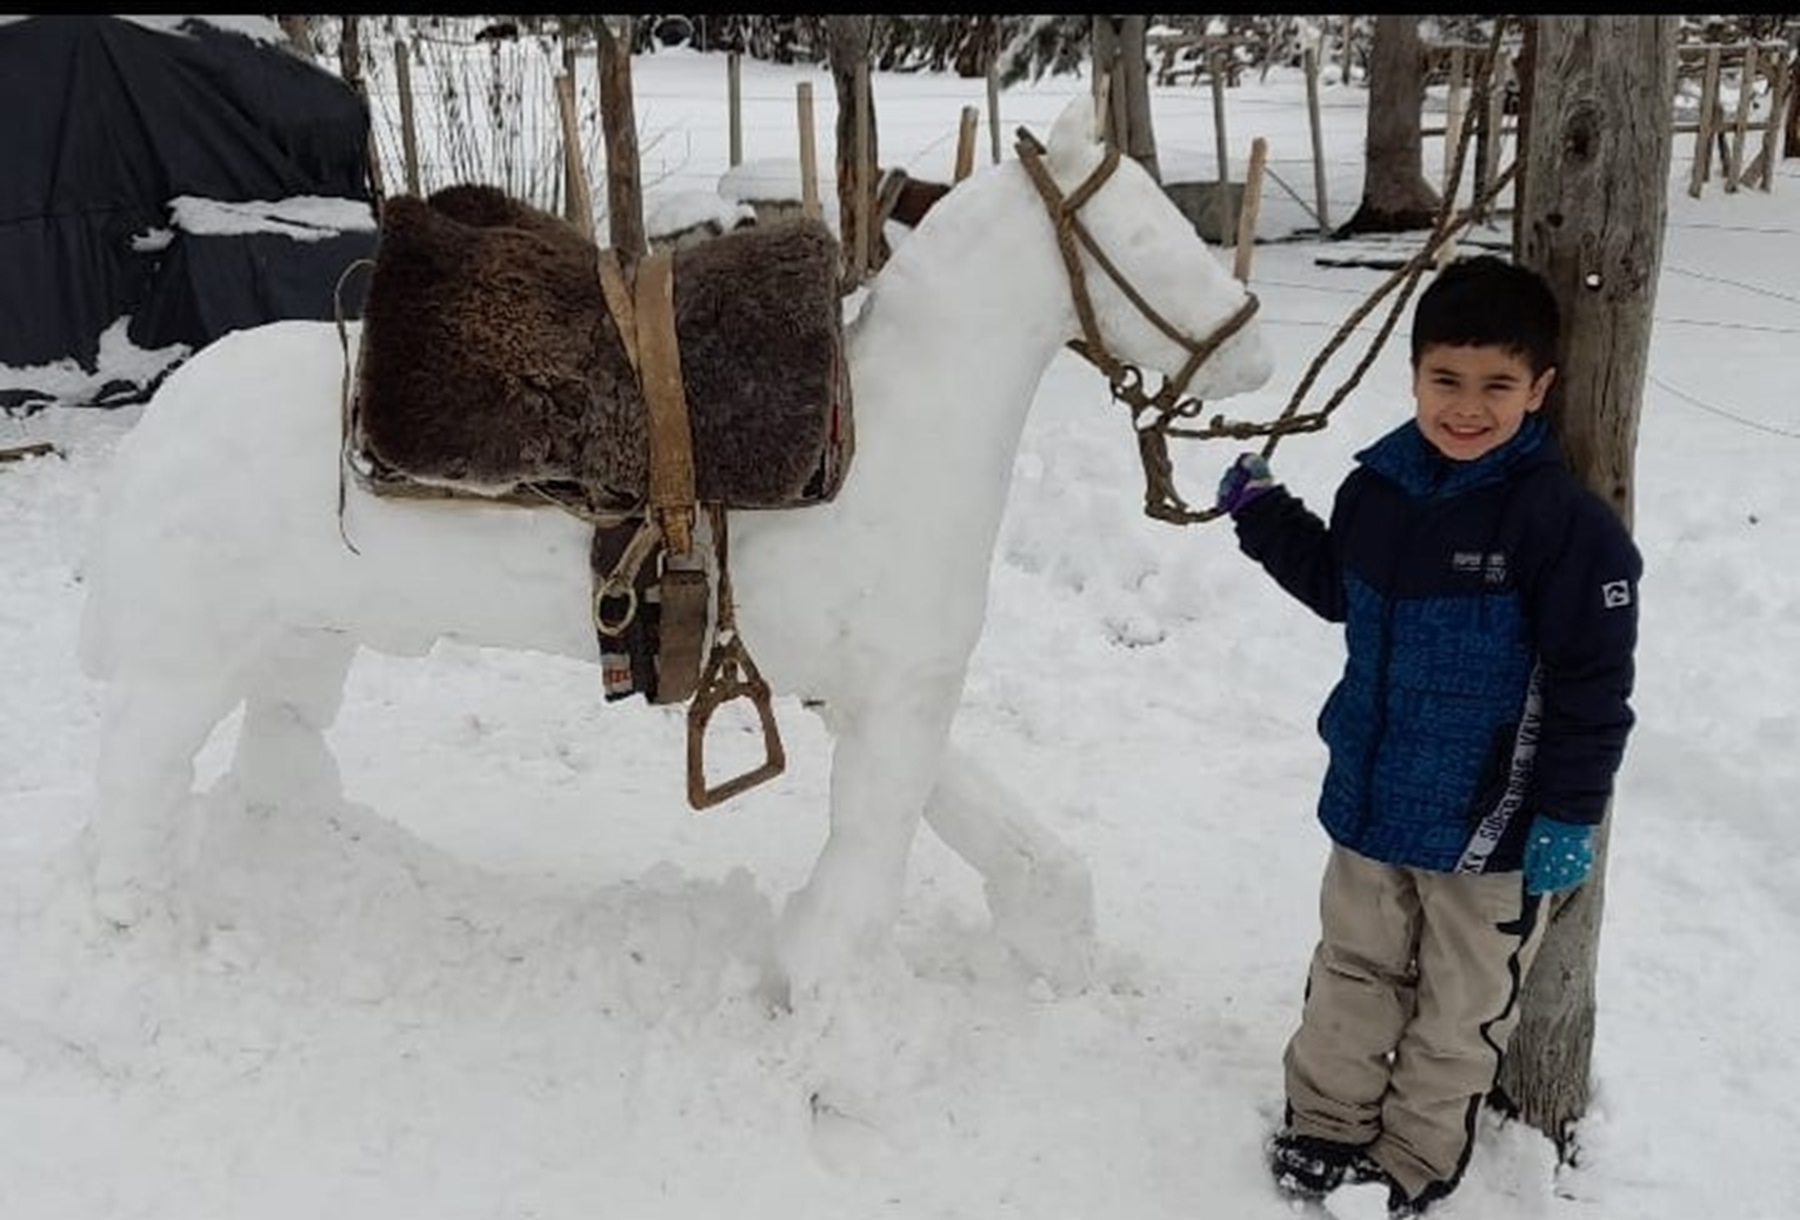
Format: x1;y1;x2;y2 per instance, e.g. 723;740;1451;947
1268;1129;1388;1199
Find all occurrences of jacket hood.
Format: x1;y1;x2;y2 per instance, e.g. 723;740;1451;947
1356;414;1557;498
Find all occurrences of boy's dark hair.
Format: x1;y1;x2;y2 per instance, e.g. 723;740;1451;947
1410;255;1561;376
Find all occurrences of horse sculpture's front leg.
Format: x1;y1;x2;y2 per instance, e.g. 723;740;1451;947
775;674;962;998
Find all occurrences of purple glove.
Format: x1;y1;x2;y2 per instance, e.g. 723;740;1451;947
1216;452;1275;516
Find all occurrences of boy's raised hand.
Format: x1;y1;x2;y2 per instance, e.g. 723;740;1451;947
1217;452;1275;516
1523;817;1596;894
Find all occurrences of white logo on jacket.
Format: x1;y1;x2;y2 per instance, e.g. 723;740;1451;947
1452;551;1509;585
1601;580;1632;609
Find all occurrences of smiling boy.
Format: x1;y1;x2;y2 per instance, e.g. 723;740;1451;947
1214;256;1642;1216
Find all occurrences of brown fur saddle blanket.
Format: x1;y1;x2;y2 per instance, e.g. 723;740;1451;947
350;184;853;510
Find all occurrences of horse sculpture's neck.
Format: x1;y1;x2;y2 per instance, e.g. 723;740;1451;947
852;163;1073;521
728;163;1083;708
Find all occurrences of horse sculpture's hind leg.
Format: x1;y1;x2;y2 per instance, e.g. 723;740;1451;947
87;669;246;927
228;629;357;813
922;746;1096;992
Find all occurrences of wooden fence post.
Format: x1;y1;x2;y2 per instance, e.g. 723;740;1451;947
1759;48;1789;186
1726;43;1759;191
1689;46;1721;197
954;106;979;181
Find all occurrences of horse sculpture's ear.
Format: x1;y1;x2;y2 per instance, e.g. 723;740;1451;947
1044;93;1103;174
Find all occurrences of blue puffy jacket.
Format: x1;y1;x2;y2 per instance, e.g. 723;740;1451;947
1234;416;1641;874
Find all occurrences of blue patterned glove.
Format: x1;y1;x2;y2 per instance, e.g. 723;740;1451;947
1523;817;1596;895
1217;452;1275;516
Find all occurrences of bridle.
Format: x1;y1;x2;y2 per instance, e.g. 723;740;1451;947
1014;128;1261;524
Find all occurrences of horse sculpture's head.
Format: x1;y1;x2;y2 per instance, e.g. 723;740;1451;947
1030;95;1275;404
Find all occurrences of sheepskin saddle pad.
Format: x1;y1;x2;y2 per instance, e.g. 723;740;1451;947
350;184;853;510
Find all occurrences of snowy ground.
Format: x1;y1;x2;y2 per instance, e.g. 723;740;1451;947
4;42;1799;1220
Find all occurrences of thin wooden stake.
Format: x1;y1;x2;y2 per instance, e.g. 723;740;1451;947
796;82;820;220
852;60;873;282
394;40;419;195
1476;51;1508;221
1233;137;1269;283
555;73;594;240
1444;44;1468;197
727;52;743;168
1210;50;1235;239
1304;46;1330;231
954;105;979;181
987;62;1003;164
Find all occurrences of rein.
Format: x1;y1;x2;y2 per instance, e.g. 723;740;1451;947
1013;128;1261;525
1015;18;1520;527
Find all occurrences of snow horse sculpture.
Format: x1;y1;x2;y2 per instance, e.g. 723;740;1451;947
78;95;1274;999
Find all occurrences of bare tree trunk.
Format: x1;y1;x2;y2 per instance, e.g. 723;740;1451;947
1498;14;1676;1157
1339;14;1440;234
596;18;646;257
825;16;879;280
1091;15;1161;181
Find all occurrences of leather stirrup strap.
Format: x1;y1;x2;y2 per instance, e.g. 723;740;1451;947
596;247;699;557
631;253;698;557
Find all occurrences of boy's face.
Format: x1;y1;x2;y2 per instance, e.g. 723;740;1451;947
1412;343;1555;462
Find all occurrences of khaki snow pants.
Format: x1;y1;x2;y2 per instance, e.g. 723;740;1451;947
1283;845;1549;1202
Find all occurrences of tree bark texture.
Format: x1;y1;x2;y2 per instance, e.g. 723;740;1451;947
826;16;879;281
1499;15;1675;1156
1339;15;1441;234
596;18;646;257
1092;16;1161;182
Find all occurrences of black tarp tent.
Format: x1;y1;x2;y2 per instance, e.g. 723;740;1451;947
0;15;376;404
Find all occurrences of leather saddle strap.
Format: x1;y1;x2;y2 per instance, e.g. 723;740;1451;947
596;249;640;375
596;248;698;557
